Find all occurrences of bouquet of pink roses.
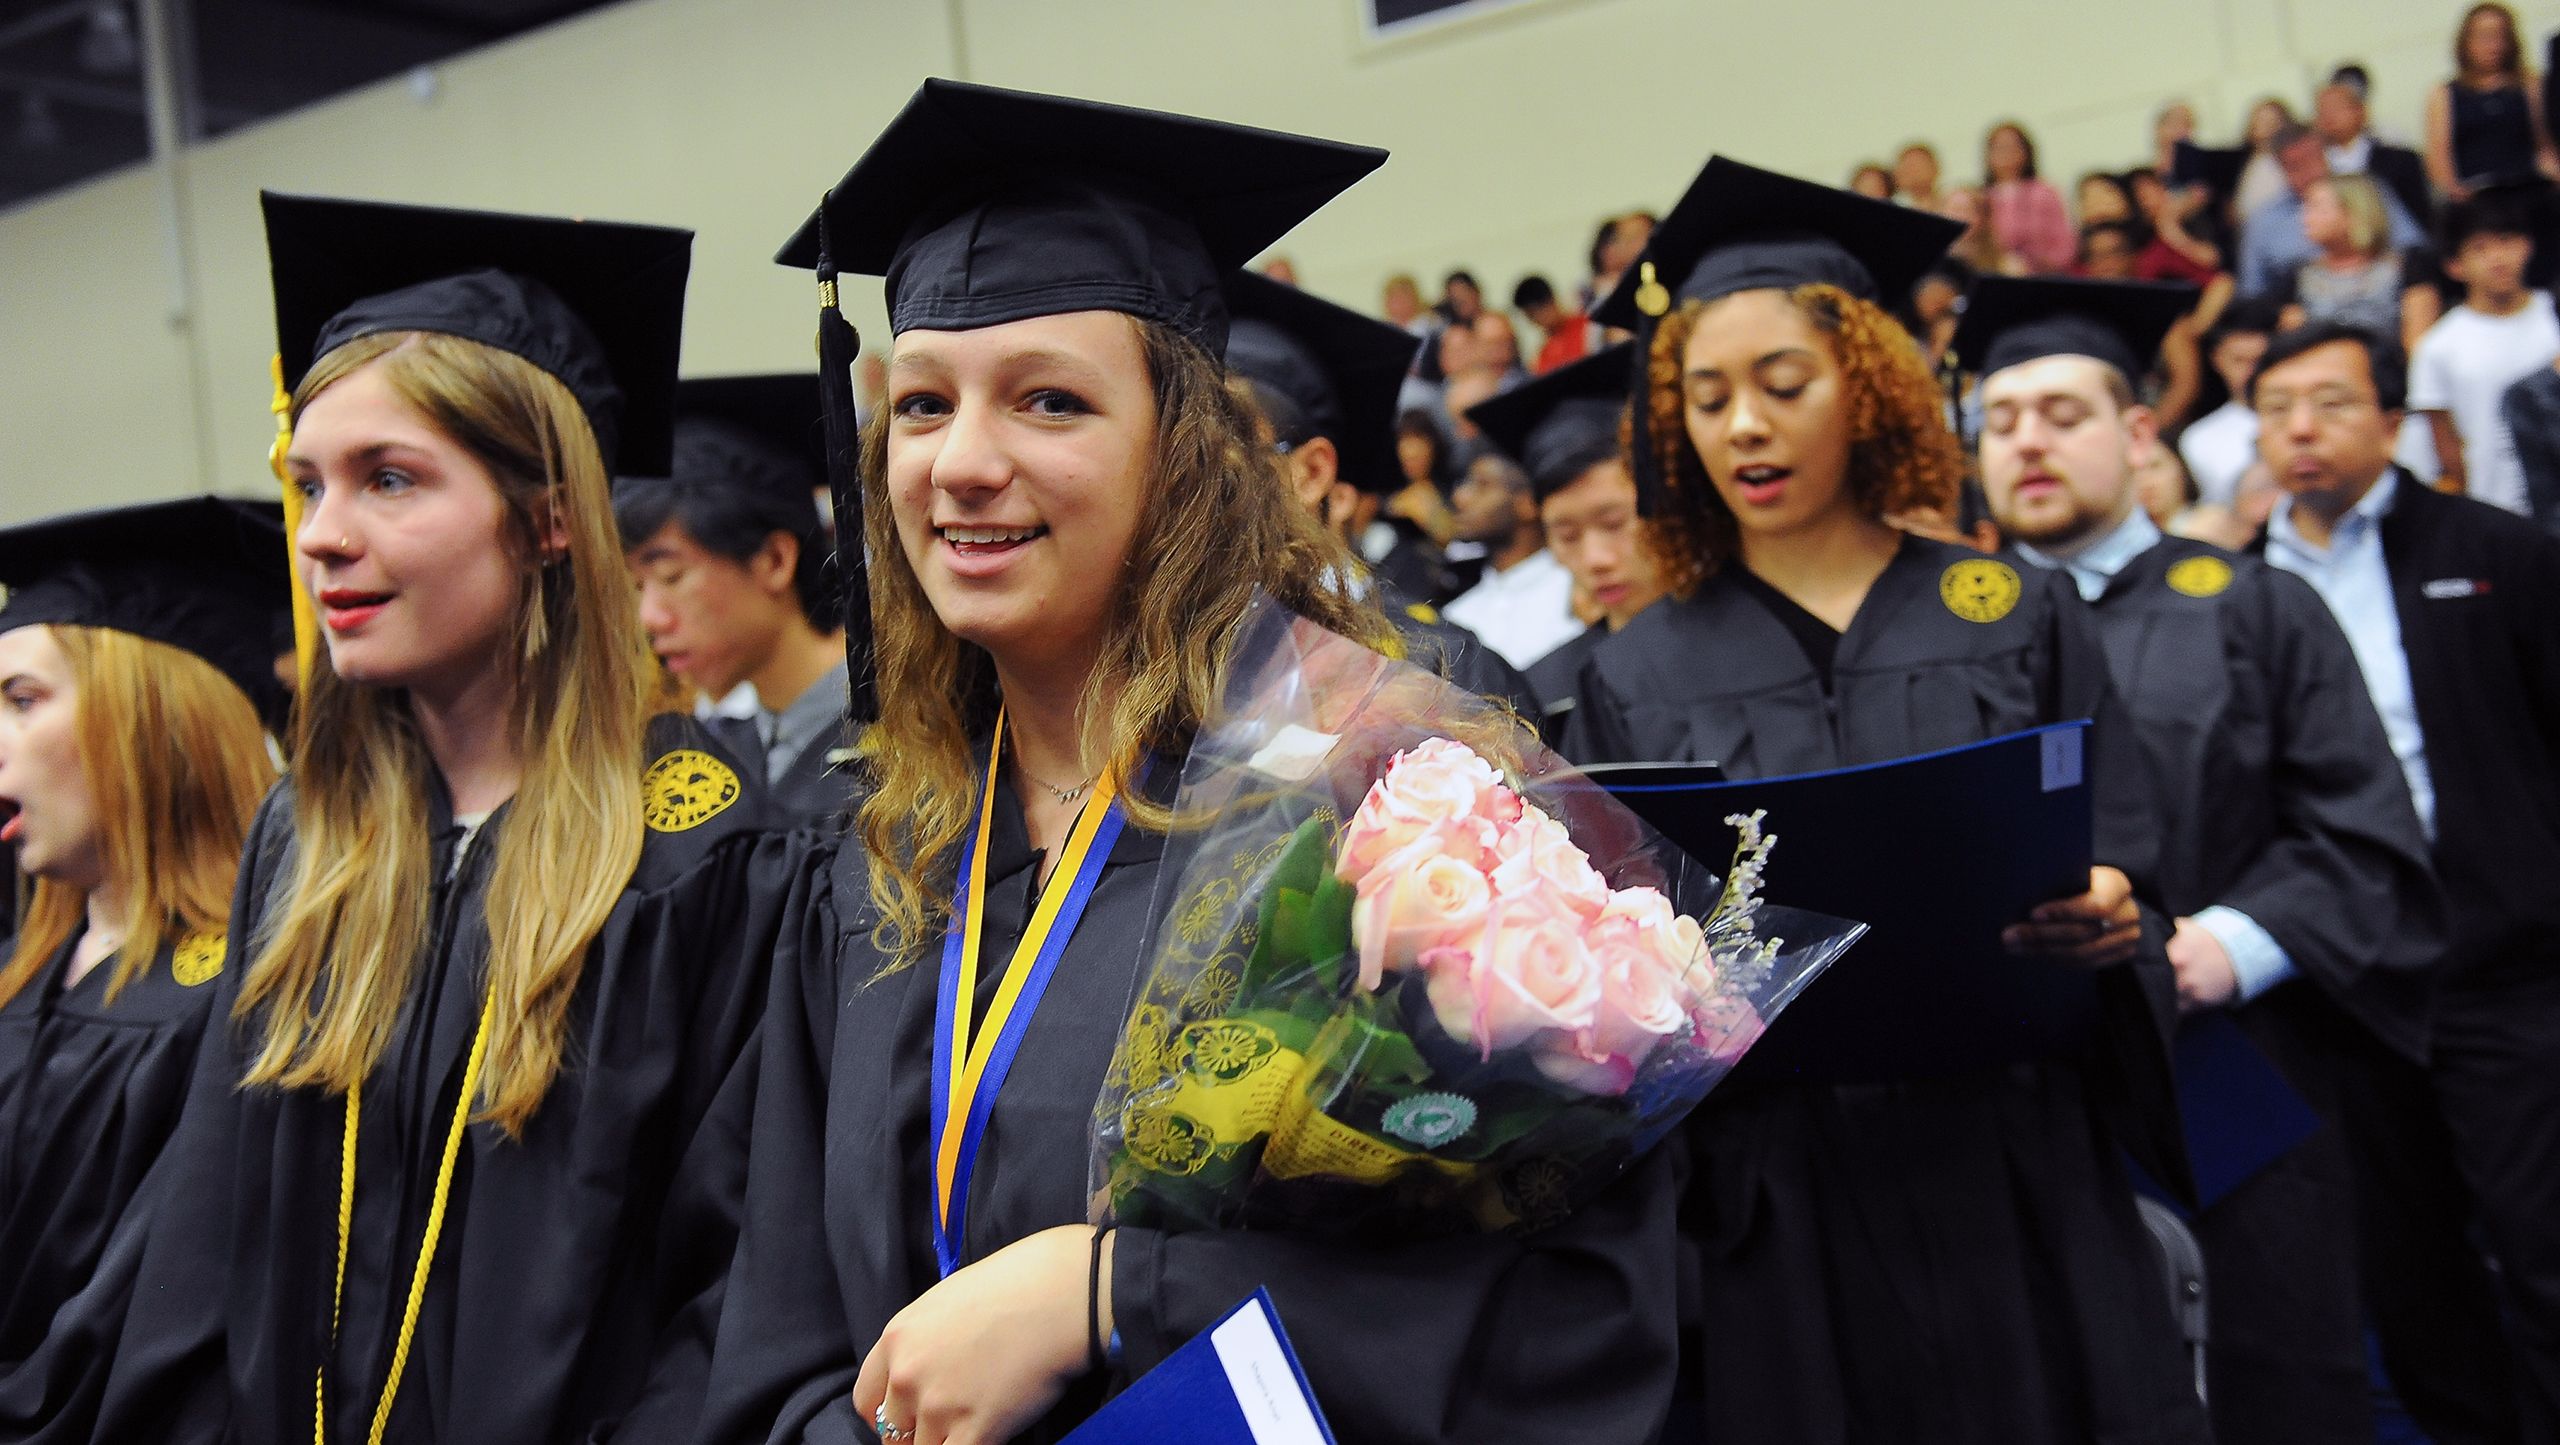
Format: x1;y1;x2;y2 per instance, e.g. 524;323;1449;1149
1090;597;1862;1241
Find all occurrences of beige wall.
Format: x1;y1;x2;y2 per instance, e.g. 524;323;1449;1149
3;0;2553;517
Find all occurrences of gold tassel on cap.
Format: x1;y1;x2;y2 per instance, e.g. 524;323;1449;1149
1633;262;1670;319
268;354;320;693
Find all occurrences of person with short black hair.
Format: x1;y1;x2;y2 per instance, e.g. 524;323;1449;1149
616;376;854;827
2411;188;2558;514
2182;297;2284;509
2253;319;2560;1442
1440;448;1580;669
1513;272;1601;374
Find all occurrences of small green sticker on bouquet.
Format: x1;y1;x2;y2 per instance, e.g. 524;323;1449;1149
1381;1091;1477;1149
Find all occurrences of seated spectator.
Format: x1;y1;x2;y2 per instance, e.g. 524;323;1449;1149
2077;170;2139;230
1911;259;1972;367
1436;269;1484;326
1584;210;1655;312
1894;141;1944;211
2500;359;2560;533
2133;435;2252;547
2273;173;2443;353
2127;166;2225;281
2238;122;2427;297
1440;451;1582;669
1261;255;1299;286
2315;79;2435;228
1983;119;2077;272
1381;272;1427;332
1469;308;1527;383
2235;97;2302;222
1514;274;1600;373
2151;100;2198;177
2179;297;2282;507
1849;162;1894;200
2411;188;2560;514
2077;219;2143;279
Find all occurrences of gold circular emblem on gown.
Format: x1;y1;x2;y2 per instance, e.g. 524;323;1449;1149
2166;556;2235;598
171;933;226;987
641;748;742;833
1939;559;2023;624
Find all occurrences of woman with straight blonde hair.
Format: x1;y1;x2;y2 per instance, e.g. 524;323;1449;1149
2284;173;2443;354
13;195;820;1445
0;499;282;1368
695;80;1683;1445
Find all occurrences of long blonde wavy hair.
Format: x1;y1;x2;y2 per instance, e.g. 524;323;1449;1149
856;318;1395;967
0;627;274;1009
237;331;655;1136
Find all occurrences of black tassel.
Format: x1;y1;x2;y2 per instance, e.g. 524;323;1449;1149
813;200;878;725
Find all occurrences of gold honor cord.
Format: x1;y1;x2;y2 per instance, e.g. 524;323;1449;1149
314;992;496;1445
268;355;319;692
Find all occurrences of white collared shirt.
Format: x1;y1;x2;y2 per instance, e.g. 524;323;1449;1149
2266;472;2436;839
1442;548;1581;670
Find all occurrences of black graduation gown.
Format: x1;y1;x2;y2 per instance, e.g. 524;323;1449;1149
707;713;858;833
695;752;1684;1445
0;933;223;1367
2084;536;2444;1444
14;716;819;1445
1524;622;1605;756
1577;535;2208;1445
1378;584;1543;721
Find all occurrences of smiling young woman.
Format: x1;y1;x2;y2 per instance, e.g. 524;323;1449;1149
696;80;1686;1445
1575;159;2210;1444
0;500;281;1374
12;196;825;1445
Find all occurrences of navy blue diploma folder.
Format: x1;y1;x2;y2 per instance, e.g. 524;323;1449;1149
1062;1289;1336;1444
1594;722;2101;1083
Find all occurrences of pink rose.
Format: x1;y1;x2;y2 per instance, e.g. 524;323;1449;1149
1530;925;1694;1095
1349;837;1493;991
1420;896;1600;1057
1594;887;1711;1003
1335;739;1518;884
1486;806;1610;922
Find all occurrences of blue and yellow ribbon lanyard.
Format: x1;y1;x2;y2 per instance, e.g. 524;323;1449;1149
930;709;1131;1279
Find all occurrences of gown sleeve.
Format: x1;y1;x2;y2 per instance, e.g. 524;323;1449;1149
687;856;867;1445
1108;1139;1684;1445
2214;570;2444;1053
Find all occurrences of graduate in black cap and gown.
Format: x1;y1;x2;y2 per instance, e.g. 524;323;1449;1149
1464;343;1662;753
1221;268;1540;718
4;194;821;1445
1964;275;2446;1443
1572;157;2209;1443
0;499;285;1369
617;374;858;829
692;79;1682;1445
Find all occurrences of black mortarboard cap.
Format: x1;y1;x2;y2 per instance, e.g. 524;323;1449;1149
662;373;826;508
2169;140;2249;200
1222;268;1420;494
1953;276;2199;383
1592;156;1962;331
1595;157;1957;515
1464;343;1635;501
774;79;1387;355
263;191;694;476
0;497;289;720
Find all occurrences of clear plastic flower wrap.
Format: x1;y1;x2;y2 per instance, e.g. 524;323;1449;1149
1088;597;1866;1241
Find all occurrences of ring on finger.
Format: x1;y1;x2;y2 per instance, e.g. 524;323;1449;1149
874;1404;915;1442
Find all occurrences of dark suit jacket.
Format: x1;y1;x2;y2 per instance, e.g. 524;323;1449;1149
2376;476;2560;981
2362;142;2435;233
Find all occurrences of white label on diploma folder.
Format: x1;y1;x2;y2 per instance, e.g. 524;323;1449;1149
1211;1299;1329;1445
2039;727;2084;793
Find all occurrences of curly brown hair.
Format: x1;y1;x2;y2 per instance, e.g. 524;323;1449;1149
1640;284;1963;596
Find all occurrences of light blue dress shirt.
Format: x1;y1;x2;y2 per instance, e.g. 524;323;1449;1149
2017;508;2297;999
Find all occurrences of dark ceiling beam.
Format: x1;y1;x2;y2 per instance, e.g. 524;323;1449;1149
0;1;91;54
0;64;247;125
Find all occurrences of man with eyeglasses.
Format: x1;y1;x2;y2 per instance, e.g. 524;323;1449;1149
2256;319;2560;1442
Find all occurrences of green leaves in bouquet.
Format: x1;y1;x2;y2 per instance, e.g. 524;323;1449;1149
1244;816;1357;997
